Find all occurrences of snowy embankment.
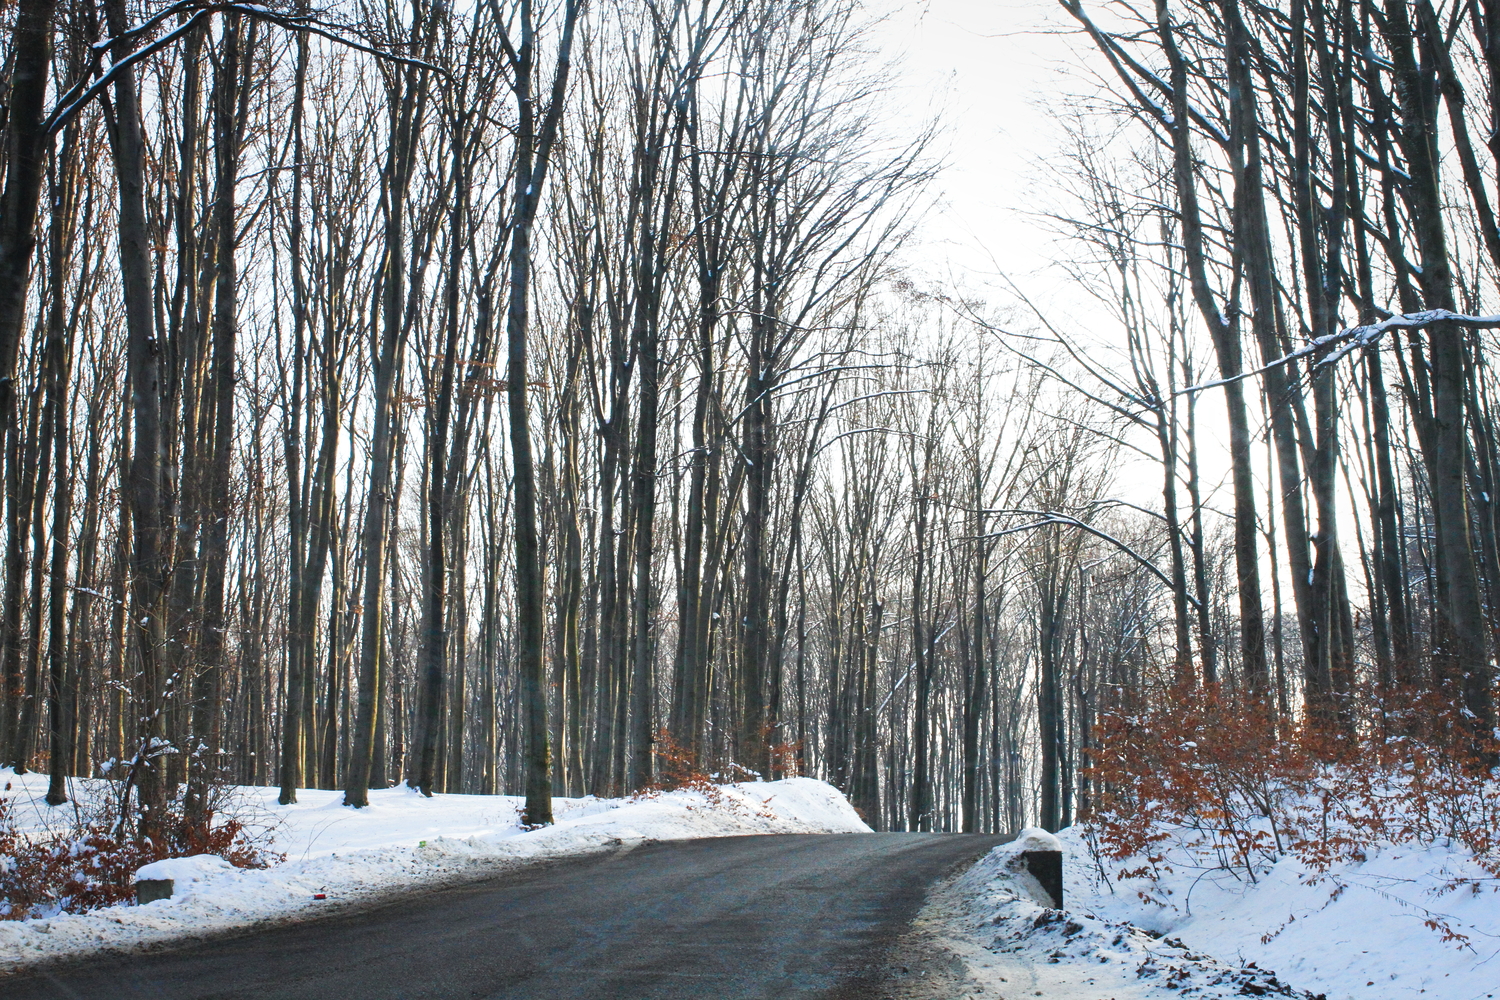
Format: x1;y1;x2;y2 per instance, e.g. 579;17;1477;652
924;829;1314;1000
0;769;867;973
933;825;1500;1000
1060;824;1500;1000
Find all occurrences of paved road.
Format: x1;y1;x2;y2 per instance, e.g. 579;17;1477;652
6;832;1005;1000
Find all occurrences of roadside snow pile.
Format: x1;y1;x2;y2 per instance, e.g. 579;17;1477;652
133;854;238;885
925;833;1315;1000
0;770;867;973
1061;823;1500;1000
1011;827;1063;853
134;857;237;881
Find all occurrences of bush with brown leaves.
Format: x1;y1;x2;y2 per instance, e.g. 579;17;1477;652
1084;686;1500;945
0;779;281;920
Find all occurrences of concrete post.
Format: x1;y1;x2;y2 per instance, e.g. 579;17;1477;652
135;878;174;905
1022;849;1063;909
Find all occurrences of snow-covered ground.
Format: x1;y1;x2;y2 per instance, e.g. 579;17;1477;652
929;825;1500;1000
1060;824;1500;1000
921;829;1315;1000
0;769;868;973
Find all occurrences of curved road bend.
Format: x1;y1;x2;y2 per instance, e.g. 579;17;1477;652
7;831;1005;1000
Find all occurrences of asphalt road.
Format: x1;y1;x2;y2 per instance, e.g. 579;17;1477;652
5;832;1006;1000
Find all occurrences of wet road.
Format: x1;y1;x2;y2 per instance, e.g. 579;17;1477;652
5;832;1006;1000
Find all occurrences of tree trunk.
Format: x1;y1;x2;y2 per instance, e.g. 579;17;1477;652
186;14;246;826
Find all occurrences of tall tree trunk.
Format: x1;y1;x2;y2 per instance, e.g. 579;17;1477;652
0;2;59;761
279;23;312;806
1382;0;1494;732
347;14;434;807
43;115;80;806
105;0;171;840
186;14;246;826
414;109;469;797
503;0;579;825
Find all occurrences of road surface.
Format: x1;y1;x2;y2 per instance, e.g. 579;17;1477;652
5;832;1005;999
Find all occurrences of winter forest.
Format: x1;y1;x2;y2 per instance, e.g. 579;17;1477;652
2;0;1500;856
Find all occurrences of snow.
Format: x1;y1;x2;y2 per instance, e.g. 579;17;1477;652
934;823;1500;1000
1059;824;1500;1000
134;855;236;884
1005;825;1063;854
14;762;1493;998
923;837;1313;999
926;838;1317;999
0;769;867;973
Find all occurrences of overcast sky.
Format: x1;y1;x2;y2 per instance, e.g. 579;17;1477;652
865;0;1098;300
864;1;1243;508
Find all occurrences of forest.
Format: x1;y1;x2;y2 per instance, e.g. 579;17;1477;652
0;0;1497;847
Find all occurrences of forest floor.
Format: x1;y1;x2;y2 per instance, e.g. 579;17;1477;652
0;768;868;974
924;826;1500;1000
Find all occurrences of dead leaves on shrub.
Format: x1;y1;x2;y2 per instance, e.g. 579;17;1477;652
1083;686;1500;946
0;780;281;920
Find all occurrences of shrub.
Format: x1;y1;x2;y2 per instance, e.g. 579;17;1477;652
0;778;282;920
1083;685;1500;942
630;729;776;820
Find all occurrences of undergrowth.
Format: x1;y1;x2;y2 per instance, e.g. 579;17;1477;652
628;728;802;820
1083;685;1500;946
0;778;282;920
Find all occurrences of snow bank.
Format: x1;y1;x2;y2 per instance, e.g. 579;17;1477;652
0;770;867;973
1061;824;1500;1000
1004;826;1063;854
936;820;1500;1000
977;825;1066;910
921;837;1313;1000
134;855;237;885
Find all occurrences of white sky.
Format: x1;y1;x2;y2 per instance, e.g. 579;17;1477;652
866;0;1097;301
863;2;1362;619
866;0;1248;518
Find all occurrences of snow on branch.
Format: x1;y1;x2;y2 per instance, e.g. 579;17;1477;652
45;2;450;135
1178;309;1500;396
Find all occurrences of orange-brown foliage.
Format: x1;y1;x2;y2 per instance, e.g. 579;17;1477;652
629;729;777;821
0;780;281;920
1084;685;1500;938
